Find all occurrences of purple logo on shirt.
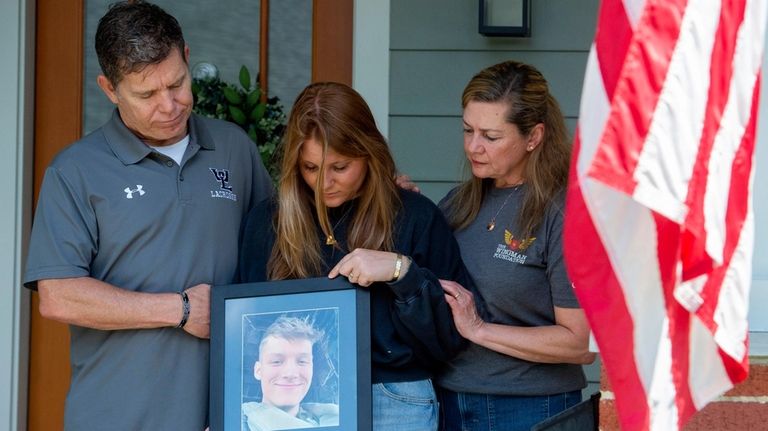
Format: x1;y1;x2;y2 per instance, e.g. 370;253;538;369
209;168;237;201
209;168;233;191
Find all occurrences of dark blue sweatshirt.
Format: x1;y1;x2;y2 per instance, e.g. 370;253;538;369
238;189;472;383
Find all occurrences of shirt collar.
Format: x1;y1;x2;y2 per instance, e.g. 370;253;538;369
102;110;215;165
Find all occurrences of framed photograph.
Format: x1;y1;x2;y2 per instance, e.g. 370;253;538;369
210;277;371;431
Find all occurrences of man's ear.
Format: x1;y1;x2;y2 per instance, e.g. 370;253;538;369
526;123;545;152
254;361;262;380
184;45;190;63
96;75;119;105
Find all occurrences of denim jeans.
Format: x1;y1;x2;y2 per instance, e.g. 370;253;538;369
437;387;582;431
373;379;438;431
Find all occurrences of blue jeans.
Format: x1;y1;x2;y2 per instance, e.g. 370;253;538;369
373;379;438;431
437;387;582;431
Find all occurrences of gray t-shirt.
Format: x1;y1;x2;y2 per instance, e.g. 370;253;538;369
437;185;586;395
24;111;273;430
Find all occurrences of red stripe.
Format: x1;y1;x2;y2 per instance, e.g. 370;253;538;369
588;0;689;195
565;132;650;430
653;213;698;426
695;75;760;375
719;343;750;384
681;0;748;282
595;0;633;98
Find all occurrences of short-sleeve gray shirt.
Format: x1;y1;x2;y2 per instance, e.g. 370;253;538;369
437;185;586;396
24;110;273;430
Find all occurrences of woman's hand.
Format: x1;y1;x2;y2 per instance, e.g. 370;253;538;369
328;248;410;287
440;279;485;342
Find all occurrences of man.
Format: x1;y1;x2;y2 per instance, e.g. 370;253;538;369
243;316;339;431
23;1;272;429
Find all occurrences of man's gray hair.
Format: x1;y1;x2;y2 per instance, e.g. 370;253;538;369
95;0;186;85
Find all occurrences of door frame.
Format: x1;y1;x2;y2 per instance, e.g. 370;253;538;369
1;1;34;431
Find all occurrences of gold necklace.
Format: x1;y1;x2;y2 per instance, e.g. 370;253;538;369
325;205;353;245
486;183;523;231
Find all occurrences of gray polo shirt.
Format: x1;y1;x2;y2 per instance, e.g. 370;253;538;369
24;110;273;430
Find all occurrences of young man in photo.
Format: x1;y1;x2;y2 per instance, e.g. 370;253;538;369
243;316;339;431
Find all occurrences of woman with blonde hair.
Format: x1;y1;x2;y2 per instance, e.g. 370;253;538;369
239;82;472;430
436;61;595;431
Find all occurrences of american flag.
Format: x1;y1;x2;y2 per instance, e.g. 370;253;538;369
563;0;766;429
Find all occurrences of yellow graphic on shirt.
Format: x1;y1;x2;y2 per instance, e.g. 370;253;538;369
504;229;536;251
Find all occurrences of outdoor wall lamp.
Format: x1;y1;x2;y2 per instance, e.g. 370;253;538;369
479;0;531;37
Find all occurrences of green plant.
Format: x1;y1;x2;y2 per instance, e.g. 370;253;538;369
191;65;285;182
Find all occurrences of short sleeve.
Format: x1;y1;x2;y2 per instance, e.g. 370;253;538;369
24;166;98;288
545;200;580;308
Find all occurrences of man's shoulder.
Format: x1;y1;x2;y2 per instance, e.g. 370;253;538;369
48;128;111;170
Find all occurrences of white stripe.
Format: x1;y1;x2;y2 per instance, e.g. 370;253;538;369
703;0;767;264
648;317;679;431
712;171;754;361
579;5;666;410
632;0;722;223
689;315;735;410
577;46;611;178
581;179;665;396
623;0;647;29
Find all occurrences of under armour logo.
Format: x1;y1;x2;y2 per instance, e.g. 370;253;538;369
124;185;146;199
210;168;233;191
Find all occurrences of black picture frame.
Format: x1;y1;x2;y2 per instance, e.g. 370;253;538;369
211;277;371;431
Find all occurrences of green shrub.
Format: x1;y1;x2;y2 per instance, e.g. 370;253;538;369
191;65;285;182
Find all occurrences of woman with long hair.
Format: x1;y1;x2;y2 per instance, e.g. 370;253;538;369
239;82;471;430
436;60;596;431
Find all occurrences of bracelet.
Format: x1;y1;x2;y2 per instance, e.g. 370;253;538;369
392;254;403;281
176;291;190;329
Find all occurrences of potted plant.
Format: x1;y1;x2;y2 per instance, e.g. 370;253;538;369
191;63;285;182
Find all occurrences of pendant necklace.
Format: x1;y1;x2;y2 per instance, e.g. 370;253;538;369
325;205;354;245
486;182;523;231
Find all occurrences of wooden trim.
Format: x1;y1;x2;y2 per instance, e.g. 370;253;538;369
312;0;353;84
29;0;83;429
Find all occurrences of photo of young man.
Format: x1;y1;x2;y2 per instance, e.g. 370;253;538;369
242;314;339;431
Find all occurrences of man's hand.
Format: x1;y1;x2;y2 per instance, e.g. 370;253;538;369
183;283;210;339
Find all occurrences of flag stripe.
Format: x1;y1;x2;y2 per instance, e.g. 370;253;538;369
565;0;764;429
699;75;761;357
588;0;689;199
681;0;747;282
565;134;651;430
595;0;633;97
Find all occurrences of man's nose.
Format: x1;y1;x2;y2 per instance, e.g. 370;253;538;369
156;91;175;114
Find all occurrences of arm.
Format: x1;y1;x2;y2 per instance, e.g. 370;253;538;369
38;277;210;338
329;194;471;361
441;279;595;364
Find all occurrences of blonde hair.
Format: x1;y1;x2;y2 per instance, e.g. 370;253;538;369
268;82;401;279
442;61;571;238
